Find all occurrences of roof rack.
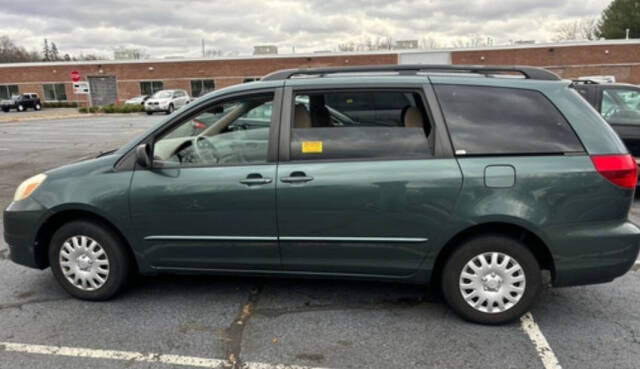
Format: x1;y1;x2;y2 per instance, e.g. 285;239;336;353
262;64;561;81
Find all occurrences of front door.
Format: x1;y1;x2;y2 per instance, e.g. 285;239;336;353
276;88;462;276
130;89;282;270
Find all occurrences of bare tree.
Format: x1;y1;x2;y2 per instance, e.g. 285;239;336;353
554;17;599;41
337;35;395;52
113;46;149;60
419;36;442;49
0;36;40;63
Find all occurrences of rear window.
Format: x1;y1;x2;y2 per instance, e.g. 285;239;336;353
434;85;583;155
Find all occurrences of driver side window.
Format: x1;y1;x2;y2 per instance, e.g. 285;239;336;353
153;93;274;167
601;89;640;124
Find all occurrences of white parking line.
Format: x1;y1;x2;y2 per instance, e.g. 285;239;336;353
520;313;562;369
0;341;331;369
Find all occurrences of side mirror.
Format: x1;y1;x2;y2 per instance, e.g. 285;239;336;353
135;144;151;168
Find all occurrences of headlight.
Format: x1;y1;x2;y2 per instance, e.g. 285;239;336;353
14;173;46;202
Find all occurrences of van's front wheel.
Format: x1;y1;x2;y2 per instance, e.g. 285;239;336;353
441;235;541;325
49;220;131;300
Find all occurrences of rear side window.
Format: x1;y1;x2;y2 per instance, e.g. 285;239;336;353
290;90;432;161
434;85;583;155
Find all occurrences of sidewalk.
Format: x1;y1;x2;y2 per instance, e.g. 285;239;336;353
0;108;145;123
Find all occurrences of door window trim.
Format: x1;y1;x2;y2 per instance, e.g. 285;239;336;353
278;85;451;164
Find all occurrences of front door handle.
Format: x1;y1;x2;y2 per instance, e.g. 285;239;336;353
280;171;314;184
240;173;272;186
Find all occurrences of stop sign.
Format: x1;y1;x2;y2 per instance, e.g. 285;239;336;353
70;70;80;82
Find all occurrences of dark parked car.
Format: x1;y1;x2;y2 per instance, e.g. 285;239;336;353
571;80;640;163
1;93;41;112
4;65;639;324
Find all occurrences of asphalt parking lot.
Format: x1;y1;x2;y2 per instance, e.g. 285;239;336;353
1;115;640;369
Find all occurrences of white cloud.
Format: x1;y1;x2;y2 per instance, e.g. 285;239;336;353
0;0;612;58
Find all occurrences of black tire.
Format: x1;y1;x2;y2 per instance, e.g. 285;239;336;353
17;104;25;112
441;235;542;325
146;111;153;115
166;104;174;115
1;107;8;113
49;220;132;301
34;103;41;111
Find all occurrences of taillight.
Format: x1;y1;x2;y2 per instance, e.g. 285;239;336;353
192;120;206;130
590;154;638;189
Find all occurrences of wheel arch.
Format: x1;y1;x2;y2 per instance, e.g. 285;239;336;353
430;221;554;290
34;208;139;272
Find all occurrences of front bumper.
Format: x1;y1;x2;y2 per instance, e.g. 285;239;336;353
3;197;50;269
145;104;168;112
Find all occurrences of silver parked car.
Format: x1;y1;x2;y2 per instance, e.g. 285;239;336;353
124;95;149;105
144;89;190;115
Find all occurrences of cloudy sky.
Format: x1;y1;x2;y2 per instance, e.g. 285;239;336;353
0;0;612;59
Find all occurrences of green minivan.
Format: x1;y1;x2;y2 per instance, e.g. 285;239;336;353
4;65;639;324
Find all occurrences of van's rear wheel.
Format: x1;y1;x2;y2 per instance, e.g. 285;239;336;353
49;220;131;300
441;235;541;325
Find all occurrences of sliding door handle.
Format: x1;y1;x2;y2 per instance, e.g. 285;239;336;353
280;171;313;184
240;173;272;186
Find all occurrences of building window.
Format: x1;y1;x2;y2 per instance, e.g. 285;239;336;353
42;83;67;101
190;79;215;98
0;84;18;100
243;78;258;83
140;81;164;96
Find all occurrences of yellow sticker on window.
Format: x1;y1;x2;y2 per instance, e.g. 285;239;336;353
302;141;323;153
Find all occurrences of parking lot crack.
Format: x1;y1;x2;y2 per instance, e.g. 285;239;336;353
255;297;431;318
223;286;262;369
0;297;69;311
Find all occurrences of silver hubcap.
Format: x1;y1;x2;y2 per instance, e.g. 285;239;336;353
59;235;110;291
459;252;526;313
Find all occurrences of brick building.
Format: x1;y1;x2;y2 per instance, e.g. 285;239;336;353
0;39;638;106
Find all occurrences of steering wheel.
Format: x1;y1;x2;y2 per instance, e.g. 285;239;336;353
603;106;620;119
192;136;220;163
172;137;219;164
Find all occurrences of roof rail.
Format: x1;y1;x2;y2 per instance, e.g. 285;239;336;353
262;64;561;81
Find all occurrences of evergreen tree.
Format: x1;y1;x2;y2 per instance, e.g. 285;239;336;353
597;0;640;39
42;38;50;61
51;42;59;61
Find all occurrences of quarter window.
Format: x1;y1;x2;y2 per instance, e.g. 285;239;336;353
434;85;583;155
0;84;19;99
600;88;640;124
290;90;432;161
153;93;274;167
190;79;215;97
140;81;164;96
42;83;67;101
